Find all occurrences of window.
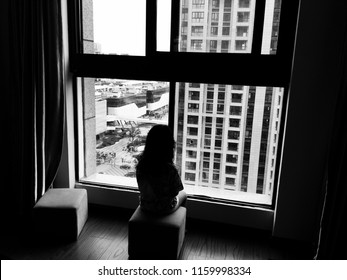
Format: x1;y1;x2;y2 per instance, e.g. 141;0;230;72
221;40;229;52
230;106;242;115
239;0;251;8
211;27;218;36
224;0;232;8
235;40;248;50
186;161;197;170
189;91;200;100
229;118;240;128
192;12;204;22
222;27;230;36
185;172;196;181
209;40;218;52
215;139;222;149
71;0;299;207
211;12;219;21
228;142;238;151
188;103;200;112
217;104;225;114
237;26;249;37
212;0;220;8
226;154;238;163
223;13;231;22
191;40;203;50
192;26;204;36
226;177;235;186
192;0;205;9
188;115;199;124
226;166;237;175
188;127;198;136
187;138;198;147
176;83;283;204
186;150;197;158
232;93;243;103
228;131;240;140
237;12;250;22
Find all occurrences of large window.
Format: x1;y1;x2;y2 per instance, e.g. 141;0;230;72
70;0;299;206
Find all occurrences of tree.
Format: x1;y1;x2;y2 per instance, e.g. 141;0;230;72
125;123;141;152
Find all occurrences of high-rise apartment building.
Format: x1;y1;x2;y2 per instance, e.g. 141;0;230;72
179;0;256;53
175;0;283;197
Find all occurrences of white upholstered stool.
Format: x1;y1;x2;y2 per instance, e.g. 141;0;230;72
33;188;88;240
128;205;186;259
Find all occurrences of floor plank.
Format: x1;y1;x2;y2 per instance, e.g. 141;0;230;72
0;205;313;260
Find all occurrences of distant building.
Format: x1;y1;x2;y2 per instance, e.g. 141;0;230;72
94;42;102;54
175;0;282;195
104;85;169;129
95;99;107;138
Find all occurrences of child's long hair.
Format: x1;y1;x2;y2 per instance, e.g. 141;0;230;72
136;125;175;173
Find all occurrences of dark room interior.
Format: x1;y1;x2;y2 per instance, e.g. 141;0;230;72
1;0;347;261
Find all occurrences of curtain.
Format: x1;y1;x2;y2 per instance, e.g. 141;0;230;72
3;0;65;224
315;24;347;259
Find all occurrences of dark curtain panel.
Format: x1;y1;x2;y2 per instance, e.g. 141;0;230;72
3;0;65;224
316;26;347;259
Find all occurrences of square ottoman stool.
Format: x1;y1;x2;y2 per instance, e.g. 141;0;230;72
128;205;186;260
33;188;88;241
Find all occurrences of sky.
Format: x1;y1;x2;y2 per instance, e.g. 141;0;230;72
93;0;171;55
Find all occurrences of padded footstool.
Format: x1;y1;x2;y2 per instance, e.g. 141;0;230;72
128;206;186;260
33;188;88;241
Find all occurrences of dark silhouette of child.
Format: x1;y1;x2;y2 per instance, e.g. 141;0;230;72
136;125;187;214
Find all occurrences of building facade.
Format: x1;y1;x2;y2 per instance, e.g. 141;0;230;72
175;0;283;196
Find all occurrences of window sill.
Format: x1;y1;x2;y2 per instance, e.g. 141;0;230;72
81;173;272;205
76;175;274;231
184;184;272;205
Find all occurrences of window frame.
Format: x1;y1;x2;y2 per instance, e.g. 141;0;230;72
69;0;299;85
67;0;300;210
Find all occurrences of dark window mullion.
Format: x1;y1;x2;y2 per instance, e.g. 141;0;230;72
275;0;300;60
70;53;286;86
170;0;180;52
168;81;177;132
251;0;266;54
169;1;180;133
146;0;157;56
68;0;83;67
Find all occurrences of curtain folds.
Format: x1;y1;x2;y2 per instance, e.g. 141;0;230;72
7;0;65;221
316;23;347;259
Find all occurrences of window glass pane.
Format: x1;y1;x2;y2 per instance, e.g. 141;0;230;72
82;0;146;55
157;0;172;51
153;0;283;54
174;82;284;204
80;78;169;186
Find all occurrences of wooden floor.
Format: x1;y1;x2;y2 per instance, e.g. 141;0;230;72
0;205;313;260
